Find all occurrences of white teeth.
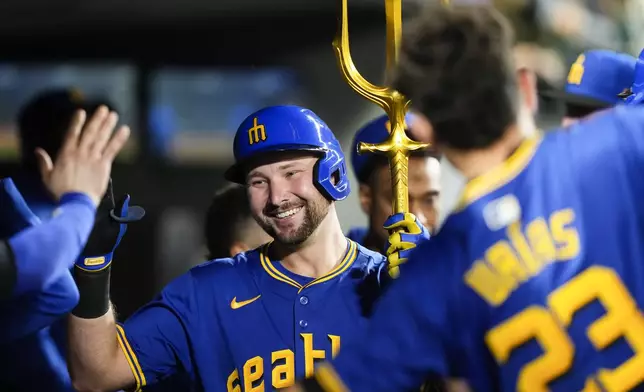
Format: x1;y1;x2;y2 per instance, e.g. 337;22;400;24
276;207;302;219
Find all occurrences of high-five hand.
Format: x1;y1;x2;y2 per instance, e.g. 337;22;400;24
35;106;130;206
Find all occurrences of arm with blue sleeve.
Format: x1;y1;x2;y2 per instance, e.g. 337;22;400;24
0;178;96;300
296;238;465;392
66;185;193;392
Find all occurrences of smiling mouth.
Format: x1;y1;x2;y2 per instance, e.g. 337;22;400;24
275;207;303;219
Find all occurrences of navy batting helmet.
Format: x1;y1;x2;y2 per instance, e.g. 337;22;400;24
224;105;351;201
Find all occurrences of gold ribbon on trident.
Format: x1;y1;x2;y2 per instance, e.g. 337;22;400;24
333;0;450;277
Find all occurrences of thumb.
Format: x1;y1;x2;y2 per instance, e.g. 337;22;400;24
34;148;54;180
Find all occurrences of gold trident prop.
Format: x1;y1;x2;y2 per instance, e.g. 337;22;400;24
333;0;449;277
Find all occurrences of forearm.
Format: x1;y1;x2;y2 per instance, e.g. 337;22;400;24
69;243;136;391
5;193;96;298
68;304;129;391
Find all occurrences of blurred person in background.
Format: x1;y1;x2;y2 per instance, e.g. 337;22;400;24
204;183;272;259
12;89;116;220
0;90;142;391
346;118;443;392
541;49;635;126
346;114;440;251
65;105;428;392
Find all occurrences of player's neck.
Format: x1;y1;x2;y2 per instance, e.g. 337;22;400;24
442;122;529;180
276;207;348;279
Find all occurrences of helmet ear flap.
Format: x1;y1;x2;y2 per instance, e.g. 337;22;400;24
314;150;351;201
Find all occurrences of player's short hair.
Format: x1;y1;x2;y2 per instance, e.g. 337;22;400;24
204;184;255;260
390;5;517;150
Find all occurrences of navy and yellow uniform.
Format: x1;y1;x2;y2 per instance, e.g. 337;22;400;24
306;105;644;391
117;240;385;391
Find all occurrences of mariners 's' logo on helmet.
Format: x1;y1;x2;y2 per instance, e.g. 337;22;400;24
248;117;267;145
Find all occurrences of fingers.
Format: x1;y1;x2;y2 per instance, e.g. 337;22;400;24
387;244;414;272
34;148;54;181
398;232;422;246
59;110;86;156
77;106;110;152
387;252;408;269
385;233;416;256
382;213;405;229
89;111;119;156
385;230;423;272
72;105;128;161
383;213;422;234
385;242;416;257
101;125;131;163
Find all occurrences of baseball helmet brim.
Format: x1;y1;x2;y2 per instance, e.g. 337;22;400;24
539;88;613;109
224;144;326;184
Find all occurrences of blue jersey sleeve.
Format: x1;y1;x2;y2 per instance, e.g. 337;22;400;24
6;192;96;297
613;106;644;194
116;271;199;390
0;271;78;343
311;237;466;391
571;106;644;195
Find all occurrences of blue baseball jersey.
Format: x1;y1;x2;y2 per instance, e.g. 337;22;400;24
116;239;385;391
0;173;76;391
312;105;644;391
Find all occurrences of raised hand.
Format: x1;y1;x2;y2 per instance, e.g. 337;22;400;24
36;106;130;206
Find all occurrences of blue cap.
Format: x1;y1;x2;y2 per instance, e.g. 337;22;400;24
543;50;635;107
624;48;644;105
351;113;431;184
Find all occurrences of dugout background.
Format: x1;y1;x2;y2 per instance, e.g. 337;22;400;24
0;0;639;318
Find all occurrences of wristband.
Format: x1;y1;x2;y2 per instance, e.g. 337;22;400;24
71;260;111;319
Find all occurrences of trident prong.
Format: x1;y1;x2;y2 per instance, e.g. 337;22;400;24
334;0;441;277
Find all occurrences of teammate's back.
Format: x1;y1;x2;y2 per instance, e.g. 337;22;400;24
286;5;644;392
446;105;644;391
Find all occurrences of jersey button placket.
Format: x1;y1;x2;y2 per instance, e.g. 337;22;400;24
297;293;309;329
